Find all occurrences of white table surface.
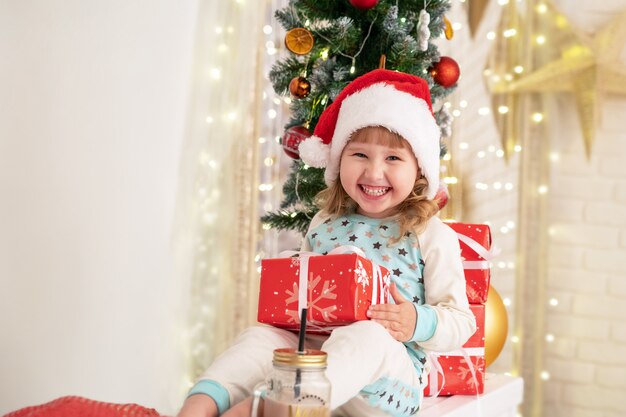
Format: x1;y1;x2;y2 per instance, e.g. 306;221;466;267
419;373;524;417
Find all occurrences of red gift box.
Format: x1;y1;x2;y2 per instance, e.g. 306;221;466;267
446;223;493;304
424;304;486;396
258;250;390;333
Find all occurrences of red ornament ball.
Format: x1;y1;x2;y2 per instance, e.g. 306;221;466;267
349;0;379;10
430;56;460;88
289;76;311;99
282;125;311;159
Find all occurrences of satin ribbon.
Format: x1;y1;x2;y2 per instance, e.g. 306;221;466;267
456;233;501;270
426;347;484;399
279;245;388;329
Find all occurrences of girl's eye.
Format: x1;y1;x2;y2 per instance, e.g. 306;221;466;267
387;155;401;161
353;152;367;158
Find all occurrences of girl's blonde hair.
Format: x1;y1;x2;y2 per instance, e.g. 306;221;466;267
315;126;440;244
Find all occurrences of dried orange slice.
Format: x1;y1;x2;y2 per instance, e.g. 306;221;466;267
285;28;314;55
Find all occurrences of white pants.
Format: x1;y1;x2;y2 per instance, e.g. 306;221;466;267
198;321;423;416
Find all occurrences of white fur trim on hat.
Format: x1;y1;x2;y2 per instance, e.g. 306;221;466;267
323;83;440;199
299;135;330;168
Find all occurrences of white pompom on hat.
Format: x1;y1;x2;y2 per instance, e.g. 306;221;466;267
299;69;441;200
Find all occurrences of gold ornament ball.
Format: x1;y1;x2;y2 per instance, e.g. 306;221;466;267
289;76;311;99
485;285;508;368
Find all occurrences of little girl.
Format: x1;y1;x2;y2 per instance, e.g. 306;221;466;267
177;69;476;417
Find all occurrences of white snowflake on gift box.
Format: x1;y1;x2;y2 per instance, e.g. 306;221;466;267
456;360;480;388
354;260;370;292
285;274;338;324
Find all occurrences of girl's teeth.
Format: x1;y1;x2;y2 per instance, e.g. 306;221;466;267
361;186;389;196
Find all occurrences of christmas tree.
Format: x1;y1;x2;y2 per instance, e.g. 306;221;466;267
262;0;459;234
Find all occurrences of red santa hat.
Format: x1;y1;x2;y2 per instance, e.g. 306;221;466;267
299;69;441;200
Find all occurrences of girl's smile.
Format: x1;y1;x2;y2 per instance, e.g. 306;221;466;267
339;127;418;219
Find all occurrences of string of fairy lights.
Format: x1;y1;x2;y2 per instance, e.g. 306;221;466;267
440;0;575;390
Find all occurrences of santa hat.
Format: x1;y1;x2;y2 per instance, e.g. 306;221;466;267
299;69;441;200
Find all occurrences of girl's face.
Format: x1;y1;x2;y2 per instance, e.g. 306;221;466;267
339;127;418;219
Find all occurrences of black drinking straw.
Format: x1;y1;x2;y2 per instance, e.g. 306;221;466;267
294;307;307;398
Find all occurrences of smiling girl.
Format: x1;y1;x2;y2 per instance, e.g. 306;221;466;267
178;70;475;417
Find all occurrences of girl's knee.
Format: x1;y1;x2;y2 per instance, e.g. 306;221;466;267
325;320;401;352
236;326;298;347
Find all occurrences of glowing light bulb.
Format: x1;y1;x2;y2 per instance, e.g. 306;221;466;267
210;68;222;79
503;28;517;38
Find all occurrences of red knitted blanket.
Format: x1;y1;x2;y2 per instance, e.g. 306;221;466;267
4;396;163;417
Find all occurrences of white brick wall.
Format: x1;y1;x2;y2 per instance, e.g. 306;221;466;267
447;2;626;416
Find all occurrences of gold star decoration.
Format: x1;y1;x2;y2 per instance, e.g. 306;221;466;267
496;7;626;158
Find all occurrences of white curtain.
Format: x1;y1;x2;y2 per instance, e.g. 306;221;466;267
173;0;271;388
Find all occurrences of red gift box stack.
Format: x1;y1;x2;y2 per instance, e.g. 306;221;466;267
423;222;493;396
257;249;391;333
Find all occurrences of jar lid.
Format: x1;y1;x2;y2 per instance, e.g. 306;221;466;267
273;348;327;368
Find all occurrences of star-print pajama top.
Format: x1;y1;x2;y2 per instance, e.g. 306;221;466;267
301;212;476;416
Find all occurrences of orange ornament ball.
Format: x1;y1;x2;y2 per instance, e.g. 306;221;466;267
289;76;311;99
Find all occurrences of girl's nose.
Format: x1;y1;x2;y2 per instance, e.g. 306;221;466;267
364;160;384;180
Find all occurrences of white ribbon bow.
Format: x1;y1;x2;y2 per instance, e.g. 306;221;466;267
456;232;501;270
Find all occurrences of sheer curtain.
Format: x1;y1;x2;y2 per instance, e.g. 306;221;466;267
172;0;270;390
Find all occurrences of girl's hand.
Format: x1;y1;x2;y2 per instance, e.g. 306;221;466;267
366;282;417;342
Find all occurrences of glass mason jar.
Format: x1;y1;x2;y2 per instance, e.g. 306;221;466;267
251;348;331;417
